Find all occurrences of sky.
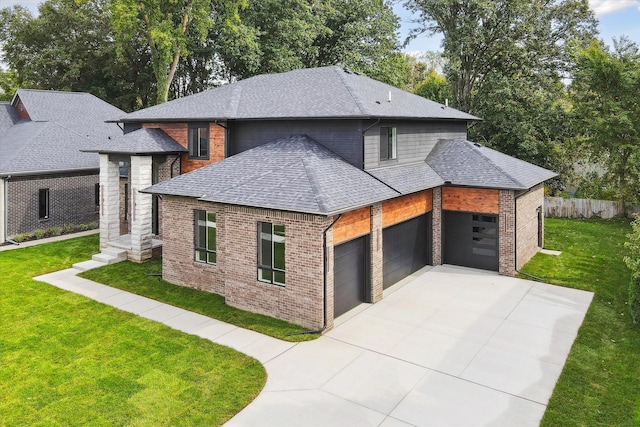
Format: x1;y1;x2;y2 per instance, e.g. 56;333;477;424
2;0;640;55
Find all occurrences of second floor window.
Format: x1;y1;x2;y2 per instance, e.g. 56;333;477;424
188;123;209;159
379;126;397;161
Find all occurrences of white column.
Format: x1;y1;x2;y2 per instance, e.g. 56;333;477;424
130;155;153;262
99;154;120;248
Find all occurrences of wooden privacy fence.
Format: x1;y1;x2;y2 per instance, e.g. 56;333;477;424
544;196;640;219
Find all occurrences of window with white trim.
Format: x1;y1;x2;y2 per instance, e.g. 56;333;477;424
257;222;285;286
194;210;217;264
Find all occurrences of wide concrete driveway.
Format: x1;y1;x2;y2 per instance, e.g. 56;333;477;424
37;262;593;427
226;265;593;427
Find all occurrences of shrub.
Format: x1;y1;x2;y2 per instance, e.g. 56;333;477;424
79;224;89;231
12;233;32;243
62;224;75;234
49;227;63;236
88;222;98;229
624;216;640;324
33;229;46;239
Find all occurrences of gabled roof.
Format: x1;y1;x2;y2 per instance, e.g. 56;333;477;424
0;90;125;176
143;135;400;215
121;66;479;122
82;128;187;155
0;121;100;175
426;139;557;190
13;89;124;142
368;162;444;195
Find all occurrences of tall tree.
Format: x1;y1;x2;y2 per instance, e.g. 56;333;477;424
570;38;640;205
110;0;241;104
404;0;596;113
0;0;155;111
219;0;407;87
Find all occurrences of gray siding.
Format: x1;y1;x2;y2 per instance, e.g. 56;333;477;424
364;121;468;170
229;119;364;168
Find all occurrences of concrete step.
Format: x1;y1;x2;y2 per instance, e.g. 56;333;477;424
92;247;127;265
72;259;107;271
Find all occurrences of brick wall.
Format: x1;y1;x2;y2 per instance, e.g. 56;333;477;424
370;203;383;303
432;187;442;265
161;196;331;329
442;187;499;214
7;172;99;237
516;184;544;270
142;122;226;174
498;190;516;276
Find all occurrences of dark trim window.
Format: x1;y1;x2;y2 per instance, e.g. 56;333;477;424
379;126;397;161
188;123;209;159
95;183;100;212
194;210;217;264
257;222;285;286
38;188;49;220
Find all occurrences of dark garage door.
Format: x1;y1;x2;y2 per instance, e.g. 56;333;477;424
444;211;499;271
334;236;369;317
383;214;431;289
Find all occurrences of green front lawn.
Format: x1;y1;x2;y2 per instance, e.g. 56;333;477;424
0;235;266;426
80;260;319;342
521;218;640;426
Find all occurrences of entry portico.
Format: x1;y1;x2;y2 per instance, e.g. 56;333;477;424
84;128;186;262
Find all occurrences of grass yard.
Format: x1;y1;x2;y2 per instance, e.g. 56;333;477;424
521;218;640;426
0;235;266;426
80;260;319;342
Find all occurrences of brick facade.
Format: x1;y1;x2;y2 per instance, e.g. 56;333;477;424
161;196;331;329
432;187;442;265
142;122;226;174
370;203;383;303
7;172;99;237
498;190;516;276
515;184;544;270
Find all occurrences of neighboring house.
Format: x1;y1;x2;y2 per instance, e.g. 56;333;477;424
88;66;556;331
0;90;124;243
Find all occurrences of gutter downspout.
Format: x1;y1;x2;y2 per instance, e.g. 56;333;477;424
288;214;342;336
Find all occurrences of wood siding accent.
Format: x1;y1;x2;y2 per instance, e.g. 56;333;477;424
442;187;499;214
364;120;468;170
142;122;225;174
382;190;433;228
333;207;371;245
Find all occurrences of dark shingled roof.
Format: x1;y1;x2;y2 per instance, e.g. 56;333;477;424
0;90;125;175
143;135;400;215
426;139;557;190
368;162;444;195
82;128;187;155
121;66;478;122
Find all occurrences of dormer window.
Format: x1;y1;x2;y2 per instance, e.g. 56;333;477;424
380;126;397;161
188;123;209;159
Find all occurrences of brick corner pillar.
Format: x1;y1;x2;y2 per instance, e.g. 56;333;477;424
432;187;443;265
324;223;335;332
499;190;516;276
130;155;153;262
370;203;383;303
99;154;120;249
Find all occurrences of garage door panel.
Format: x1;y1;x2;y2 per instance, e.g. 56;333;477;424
334;237;368;318
383;214;431;289
444;211;498;271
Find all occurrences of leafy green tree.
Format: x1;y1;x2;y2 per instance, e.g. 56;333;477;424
0;1;154;111
404;0;596;113
624;216;640;324
570;38;640;205
414;68;451;104
0;69;18;101
221;0;406;87
110;0;241;104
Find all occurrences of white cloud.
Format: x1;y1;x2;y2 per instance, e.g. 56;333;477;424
589;0;640;16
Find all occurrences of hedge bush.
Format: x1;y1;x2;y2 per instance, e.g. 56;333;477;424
624;216;640;324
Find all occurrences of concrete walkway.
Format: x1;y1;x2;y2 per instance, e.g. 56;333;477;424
0;229;99;252
35;264;593;427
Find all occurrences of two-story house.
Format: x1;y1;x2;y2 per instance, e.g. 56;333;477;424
87;66;555;331
0;90;124;243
